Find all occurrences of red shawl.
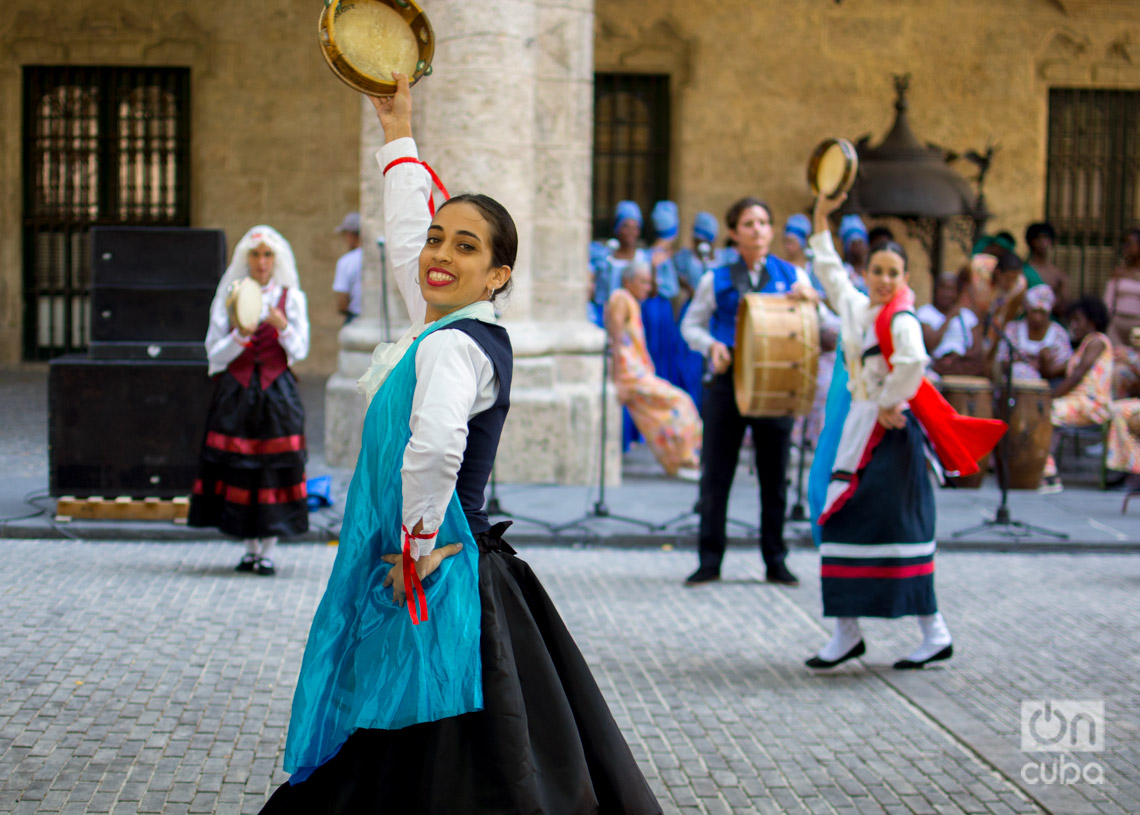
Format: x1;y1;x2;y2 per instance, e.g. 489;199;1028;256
876;290;1006;477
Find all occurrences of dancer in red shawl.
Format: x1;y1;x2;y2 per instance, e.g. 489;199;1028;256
800;194;1004;670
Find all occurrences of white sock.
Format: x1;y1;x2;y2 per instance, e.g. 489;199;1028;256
243;538;260;556
904;612;952;662
818;617;862;661
258;537;278;559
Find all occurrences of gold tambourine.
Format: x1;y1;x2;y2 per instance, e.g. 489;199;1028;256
226;277;263;334
807;138;859;199
318;0;435;97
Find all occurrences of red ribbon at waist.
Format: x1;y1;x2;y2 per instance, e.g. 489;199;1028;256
205;432;305;455
400;525;438;625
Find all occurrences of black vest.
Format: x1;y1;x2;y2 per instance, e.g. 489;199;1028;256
439;319;513;535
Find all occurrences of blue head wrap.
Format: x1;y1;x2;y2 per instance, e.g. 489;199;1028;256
613;200;643;235
784;214;811;248
839;215;869;251
693;211;718;243
651;201;679;240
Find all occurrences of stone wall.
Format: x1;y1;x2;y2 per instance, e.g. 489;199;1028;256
0;0;360;371
596;0;1140;299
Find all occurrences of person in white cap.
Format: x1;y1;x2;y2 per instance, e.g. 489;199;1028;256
332;211;363;324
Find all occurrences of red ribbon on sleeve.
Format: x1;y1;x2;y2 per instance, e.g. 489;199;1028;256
400;525;437;625
383;157;450;216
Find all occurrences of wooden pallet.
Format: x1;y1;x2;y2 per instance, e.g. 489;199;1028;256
55;496;190;523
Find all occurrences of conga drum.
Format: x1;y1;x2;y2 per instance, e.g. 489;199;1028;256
939;375;993;488
734;294;819;417
1004;379;1053;489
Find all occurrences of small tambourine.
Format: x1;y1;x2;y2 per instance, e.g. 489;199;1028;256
807;138;859;199
318;0;435;97
226;277;262;334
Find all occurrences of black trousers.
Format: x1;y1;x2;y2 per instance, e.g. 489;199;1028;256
697;372;792;573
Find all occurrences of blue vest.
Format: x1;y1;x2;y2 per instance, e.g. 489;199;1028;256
709;256;801;347
446;320;512;535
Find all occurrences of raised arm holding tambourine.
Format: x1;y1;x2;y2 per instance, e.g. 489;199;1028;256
804;191;1005;672
262;72;661;815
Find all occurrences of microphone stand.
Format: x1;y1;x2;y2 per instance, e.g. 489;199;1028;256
376;237;391;342
952;330;1068;539
485;465;564;536
555;338;657;535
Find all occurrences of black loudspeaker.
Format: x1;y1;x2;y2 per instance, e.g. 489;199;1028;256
49;356;213;498
90;226;225;344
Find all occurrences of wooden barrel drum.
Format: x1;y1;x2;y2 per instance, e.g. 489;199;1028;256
939;375;993;488
734;294;819;417
1005;379;1053;489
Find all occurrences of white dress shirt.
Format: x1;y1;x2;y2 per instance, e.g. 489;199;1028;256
377;137;501;557
332;246;364;316
205;280;309;376
808;230;927;408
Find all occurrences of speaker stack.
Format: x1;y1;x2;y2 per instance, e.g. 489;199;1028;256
49;227;226;498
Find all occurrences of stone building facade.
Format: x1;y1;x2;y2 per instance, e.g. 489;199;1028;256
3;0;1139;482
0;1;360;371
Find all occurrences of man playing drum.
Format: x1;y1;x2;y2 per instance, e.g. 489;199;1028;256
680;197;812;586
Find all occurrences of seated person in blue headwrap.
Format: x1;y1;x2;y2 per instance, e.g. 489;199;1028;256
589;200;649;327
781;213;812;271
839;214;870;292
672;211;721;298
641;201;688;388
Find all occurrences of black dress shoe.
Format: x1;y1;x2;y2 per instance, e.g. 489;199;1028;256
805;639;865;669
254;557;277;577
765;563;799;586
893;643;953;670
684;567;721;586
235;554;258;573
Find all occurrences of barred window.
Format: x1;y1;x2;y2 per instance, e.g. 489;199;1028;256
22;66;190;360
1046;88;1140;296
592;74;670;240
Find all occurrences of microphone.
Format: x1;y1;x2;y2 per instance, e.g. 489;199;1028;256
376;236;386;248
606;238;620;251
697;241;711;262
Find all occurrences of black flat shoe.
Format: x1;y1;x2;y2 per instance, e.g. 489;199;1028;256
254;557;276;577
765;563;799;586
235;554;258;573
805;639;865;669
893;643;953;670
684;567;721;586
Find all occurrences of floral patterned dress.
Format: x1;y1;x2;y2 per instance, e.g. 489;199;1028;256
608;288;702;475
1043;332;1112;478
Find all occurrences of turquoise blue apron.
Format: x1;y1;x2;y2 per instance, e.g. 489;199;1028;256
282;314;484;782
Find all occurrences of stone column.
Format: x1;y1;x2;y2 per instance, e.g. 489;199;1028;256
324;0;620;486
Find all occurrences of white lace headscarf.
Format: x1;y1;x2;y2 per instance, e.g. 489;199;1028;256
210;225;302;315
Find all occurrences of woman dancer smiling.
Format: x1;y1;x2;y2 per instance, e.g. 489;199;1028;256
802;193;1004;671
260;74;660;814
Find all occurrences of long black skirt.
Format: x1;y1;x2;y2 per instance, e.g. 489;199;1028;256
187;370;308;539
260;525;662;814
820;412;938;619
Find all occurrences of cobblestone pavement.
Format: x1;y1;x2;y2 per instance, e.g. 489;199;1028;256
2;540;1137;814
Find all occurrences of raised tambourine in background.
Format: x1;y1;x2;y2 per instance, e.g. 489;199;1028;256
807;138;859;199
318;0;435;96
226;277;263;334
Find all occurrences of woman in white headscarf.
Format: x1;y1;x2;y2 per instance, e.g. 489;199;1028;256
187;225;311;576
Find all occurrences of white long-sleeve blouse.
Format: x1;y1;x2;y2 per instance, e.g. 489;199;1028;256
205;281;309;376
377;137;501;557
807;230;927;408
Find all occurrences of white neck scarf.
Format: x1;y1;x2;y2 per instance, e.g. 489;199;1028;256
357;300;498;404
